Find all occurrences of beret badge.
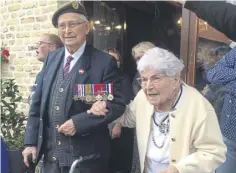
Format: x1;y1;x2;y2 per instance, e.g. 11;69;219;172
72;1;79;9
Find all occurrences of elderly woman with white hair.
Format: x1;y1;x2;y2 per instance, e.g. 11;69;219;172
88;47;226;173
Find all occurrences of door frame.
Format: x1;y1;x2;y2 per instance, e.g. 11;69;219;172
180;8;198;86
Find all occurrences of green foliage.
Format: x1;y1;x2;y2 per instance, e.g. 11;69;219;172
1;79;26;149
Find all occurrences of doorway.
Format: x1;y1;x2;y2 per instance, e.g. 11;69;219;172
122;1;182;78
84;1;182;79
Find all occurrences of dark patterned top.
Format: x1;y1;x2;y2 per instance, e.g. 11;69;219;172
207;47;236;140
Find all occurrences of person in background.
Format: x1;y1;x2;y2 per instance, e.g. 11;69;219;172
104;48;134;173
183;1;236;171
28;34;63;173
131;42;156;96
89;47;226;173
201;46;232;121
206;47;236;173
36;33;64;62
28;33;63;105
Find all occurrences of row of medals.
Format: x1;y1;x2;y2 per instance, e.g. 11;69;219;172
73;93;114;102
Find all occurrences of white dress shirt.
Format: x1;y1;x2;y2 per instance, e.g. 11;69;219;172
64;41;86;72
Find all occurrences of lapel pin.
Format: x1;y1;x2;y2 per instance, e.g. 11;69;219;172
79;69;84;74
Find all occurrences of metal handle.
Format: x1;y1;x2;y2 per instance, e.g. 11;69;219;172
69;154;100;173
69;156;83;173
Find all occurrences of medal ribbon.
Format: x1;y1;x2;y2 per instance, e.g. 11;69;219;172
85;84;92;95
92;84;95;96
108;83;113;95
82;84;85;98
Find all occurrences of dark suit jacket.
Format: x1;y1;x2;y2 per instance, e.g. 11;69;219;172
120;74;134;103
28;72;42;105
185;1;236;41
24;45;126;164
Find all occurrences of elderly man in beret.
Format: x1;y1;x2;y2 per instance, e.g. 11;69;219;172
22;2;125;173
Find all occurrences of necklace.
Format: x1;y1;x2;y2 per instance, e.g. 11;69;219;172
151;85;183;148
151;117;169;148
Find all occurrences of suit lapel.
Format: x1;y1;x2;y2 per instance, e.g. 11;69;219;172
74;44;92;84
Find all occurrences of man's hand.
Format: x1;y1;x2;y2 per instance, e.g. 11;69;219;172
171;0;185;4
160;165;179;173
202;84;210;95
87;101;108;116
167;0;185;6
111;123;122;139
58;119;76;136
22;146;37;167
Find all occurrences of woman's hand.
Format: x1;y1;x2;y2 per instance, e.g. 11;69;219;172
87;101;108;116
111;123;122;139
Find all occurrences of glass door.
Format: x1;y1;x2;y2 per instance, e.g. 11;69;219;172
180;9;232;91
84;1;124;53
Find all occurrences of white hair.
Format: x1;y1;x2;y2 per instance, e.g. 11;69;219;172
137;47;184;77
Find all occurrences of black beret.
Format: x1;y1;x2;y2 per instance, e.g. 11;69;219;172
52;1;87;28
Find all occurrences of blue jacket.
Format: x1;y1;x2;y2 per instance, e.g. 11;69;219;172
207;47;236;140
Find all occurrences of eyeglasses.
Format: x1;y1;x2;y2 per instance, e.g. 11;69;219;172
36;41;54;47
57;21;86;30
136;75;165;87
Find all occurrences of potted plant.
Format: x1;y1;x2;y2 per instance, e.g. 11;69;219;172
1;79;27;173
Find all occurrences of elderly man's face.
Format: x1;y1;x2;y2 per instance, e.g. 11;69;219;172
58;13;89;51
140;68;179;109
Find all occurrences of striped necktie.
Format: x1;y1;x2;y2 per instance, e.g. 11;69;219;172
63;55;74;79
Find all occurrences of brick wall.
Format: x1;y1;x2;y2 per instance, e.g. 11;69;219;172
0;0;72;115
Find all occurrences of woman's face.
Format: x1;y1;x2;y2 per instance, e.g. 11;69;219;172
139;67;180;109
108;52;120;68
